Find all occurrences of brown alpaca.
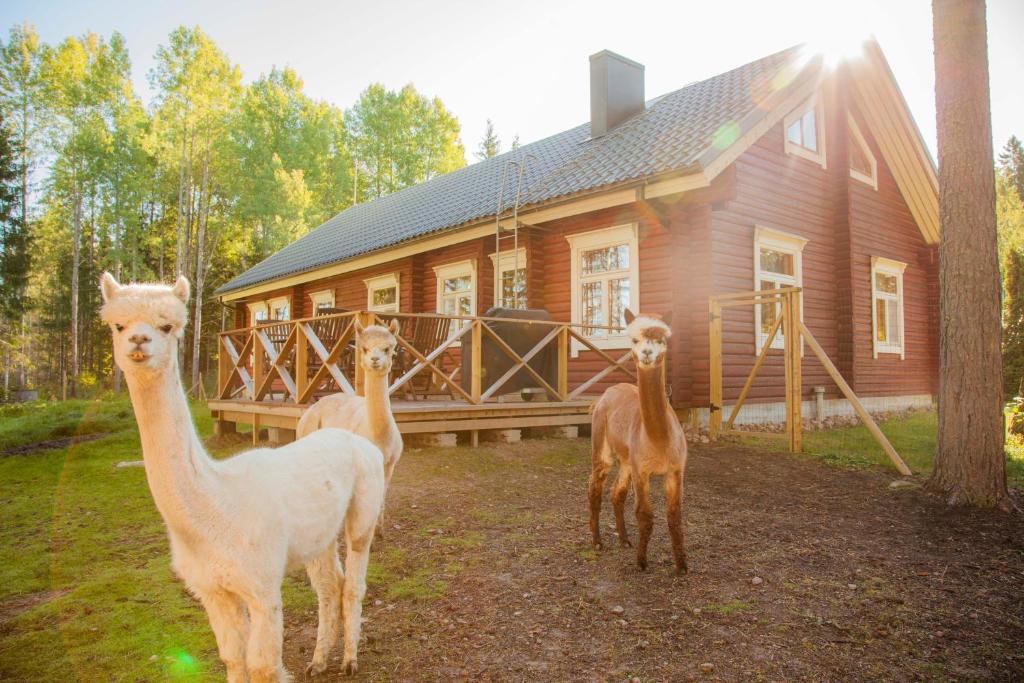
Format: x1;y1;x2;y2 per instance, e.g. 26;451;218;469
588;309;688;574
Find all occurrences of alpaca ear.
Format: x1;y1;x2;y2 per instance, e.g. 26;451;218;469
624;309;635;325
171;275;190;304
388;318;400;335
100;272;122;302
354;318;365;335
661;311;673;326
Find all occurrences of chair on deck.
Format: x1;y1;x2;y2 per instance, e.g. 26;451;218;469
393;316;458;401
305;308;354;398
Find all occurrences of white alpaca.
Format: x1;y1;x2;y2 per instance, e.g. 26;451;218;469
297;320;403;536
99;273;384;682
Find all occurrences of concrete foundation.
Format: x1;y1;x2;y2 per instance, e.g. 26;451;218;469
406;432;458;448
267;427;296;444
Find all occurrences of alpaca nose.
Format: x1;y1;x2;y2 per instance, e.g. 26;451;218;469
129;333;151;345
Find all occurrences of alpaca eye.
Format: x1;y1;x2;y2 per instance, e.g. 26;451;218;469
160;324;173;334
115;324;124;332
631;338;638;344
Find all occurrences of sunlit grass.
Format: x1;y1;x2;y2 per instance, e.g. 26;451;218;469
731;410;1024;489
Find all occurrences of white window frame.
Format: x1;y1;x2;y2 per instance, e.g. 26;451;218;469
783;96;826;168
268;296;291;321
566;224;640;355
309;289;336;314
488;247;528;309
247;301;269;326
848;114;878;190
753;225;807;353
365;273;400;313
434;259;476;342
870;256;907;359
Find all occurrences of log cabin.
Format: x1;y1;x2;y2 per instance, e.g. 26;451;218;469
211;41;938;442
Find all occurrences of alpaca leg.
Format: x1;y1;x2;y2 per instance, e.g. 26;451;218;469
341;501;378;676
610;465;633;548
305;541;345;677
664;468;688;575
245;591;289;683
589;419;610;552
375;461;397;539
634;473;655;571
587;450;612;549
198;590;249;683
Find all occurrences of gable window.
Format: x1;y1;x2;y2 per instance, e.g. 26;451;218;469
309;289;336;315
247;301;269;326
754;226;807;352
784;97;826;167
365;273;400;313
434;260;476;338
871;257;906;359
489;248;527;309
567;224;639;351
848;115;878;189
269;296;290;321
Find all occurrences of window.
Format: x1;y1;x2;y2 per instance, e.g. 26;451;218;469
247;301;269;325
434;260;476;338
489;248;527;309
567;224;639;351
365;274;400;313
871;257;906;359
848;115;878;189
753;226;807;351
268;296;290;321
784;97;826;167
309;289;335;314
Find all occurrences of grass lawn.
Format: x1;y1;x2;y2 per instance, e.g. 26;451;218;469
730;409;1024;489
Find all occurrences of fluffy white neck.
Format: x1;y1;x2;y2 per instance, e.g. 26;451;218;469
124;355;223;536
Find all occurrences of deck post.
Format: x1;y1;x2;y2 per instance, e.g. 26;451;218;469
708;299;723;440
470;319;482;404
251;328;264;403
295;322;308;402
786;290;802;453
557;326;569;400
217;335;230;399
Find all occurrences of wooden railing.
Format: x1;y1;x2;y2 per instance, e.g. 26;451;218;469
217;310;637;406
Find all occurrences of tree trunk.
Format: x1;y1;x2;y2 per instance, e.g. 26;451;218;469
69;180;82;399
190;143;211;391
928;0;1009;508
175;126;187;277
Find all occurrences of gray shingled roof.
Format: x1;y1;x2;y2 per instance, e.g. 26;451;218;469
217;46;806;295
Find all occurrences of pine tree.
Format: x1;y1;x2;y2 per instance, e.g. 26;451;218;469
998;135;1024;202
1002;248;1024;398
475;119;501;160
0;111;27;321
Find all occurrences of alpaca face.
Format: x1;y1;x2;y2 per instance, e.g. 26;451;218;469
624;309;673;370
354;319;400;375
99;273;190;373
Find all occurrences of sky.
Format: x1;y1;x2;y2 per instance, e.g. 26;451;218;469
2;0;1022;164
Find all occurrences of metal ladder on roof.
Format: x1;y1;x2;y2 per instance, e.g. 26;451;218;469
493;154;537;310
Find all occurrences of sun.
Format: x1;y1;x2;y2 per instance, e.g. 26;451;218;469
802;11;875;69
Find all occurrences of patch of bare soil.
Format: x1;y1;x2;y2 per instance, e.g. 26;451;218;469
281;440;1024;682
0;589;70;623
0;433;108;457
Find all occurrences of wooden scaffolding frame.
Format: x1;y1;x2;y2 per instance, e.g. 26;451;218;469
708;287;911;475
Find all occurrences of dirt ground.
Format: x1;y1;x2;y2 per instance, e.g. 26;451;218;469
280;438;1024;682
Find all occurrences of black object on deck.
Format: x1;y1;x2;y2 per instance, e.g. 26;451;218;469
461;307;558;398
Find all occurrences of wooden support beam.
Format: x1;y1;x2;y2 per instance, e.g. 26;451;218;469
798;321;912;475
470;319;482;403
787;291;802;453
708;300;723;440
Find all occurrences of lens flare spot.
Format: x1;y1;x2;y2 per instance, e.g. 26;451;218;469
166;648;197;676
711;121;742;151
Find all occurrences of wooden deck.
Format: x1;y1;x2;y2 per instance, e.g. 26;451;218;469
211;309;635;441
209;396;595;438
